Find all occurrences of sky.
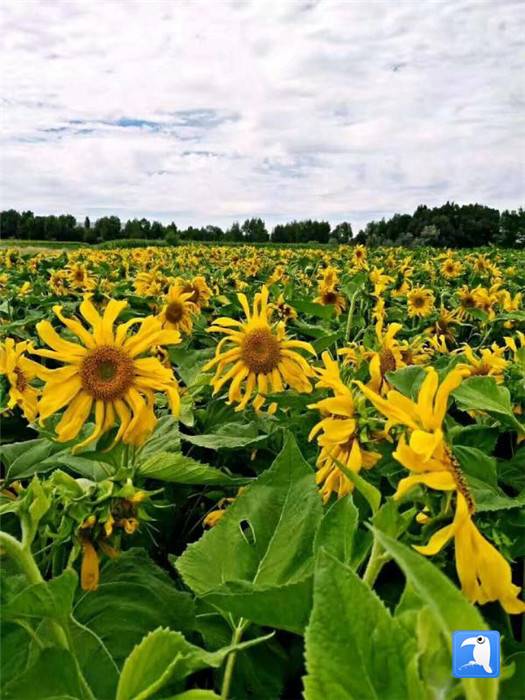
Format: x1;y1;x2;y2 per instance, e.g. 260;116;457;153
1;0;523;233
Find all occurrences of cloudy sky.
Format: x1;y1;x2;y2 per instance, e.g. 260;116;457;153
1;0;523;232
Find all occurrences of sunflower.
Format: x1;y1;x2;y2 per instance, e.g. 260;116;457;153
314;266;347;315
426;307;461;345
407;287;435;318
175;275;212;309
309;352;381;502
456;343;508;383
0;338;43;421
357;367;525;613
204;285;315;413
440;256;462;279
159;285;200;335
33;298;182;450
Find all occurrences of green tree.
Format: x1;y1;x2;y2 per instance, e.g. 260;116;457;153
241;218;269;242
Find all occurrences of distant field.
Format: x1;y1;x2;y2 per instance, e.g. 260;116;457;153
0;239;82;250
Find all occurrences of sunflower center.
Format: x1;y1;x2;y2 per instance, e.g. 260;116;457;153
80;345;134;401
241;327;281;374
379;349;396;375
322;291;338;305
14;367;27;392
165;301;184;323
412;295;425;308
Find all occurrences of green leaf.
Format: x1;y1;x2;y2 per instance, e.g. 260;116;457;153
453;376;525;436
372;499;416;538
74;549;195;668
2;437;70;481
137;451;249;486
313;495;358;565
116;626;270;700
180;422;267;450
137;415;181;459
69;616;120;700
332;456;381;514
373;529;499;700
292;298;334;320
166;692;221;700
450;425;499;453
1;647;83;700
3;569;77;621
464;477;525;512
453;445;497;487
177;434;323;633
386;366;426;399
304;550;423;700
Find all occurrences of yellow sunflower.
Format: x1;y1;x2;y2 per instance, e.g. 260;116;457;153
33;298;182;450
407;287;435;318
204;285;315;413
309;352;381;502
0;338;43;421
175;275;212;309
159;285;199;335
314;266;347;316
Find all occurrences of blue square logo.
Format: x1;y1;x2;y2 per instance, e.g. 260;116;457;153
452;630;500;678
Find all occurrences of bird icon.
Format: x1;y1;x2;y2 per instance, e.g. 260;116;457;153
460;635;492;673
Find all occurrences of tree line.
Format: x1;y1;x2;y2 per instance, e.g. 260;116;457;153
0;203;523;246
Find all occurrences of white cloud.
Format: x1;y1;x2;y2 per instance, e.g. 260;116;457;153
1;0;523;232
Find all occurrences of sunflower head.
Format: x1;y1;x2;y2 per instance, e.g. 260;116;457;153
34;298;182;451
204;285;315;413
407;287;435;318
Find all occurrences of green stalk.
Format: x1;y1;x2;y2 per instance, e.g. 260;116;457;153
221;618;247;700
362;537;388;588
345;291;359;342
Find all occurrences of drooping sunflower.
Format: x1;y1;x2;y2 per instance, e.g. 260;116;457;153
314;266;347;316
0;338;43;421
159;285;200;335
407;286;435;318
175;275;213;309
309;352;381;502
204;285;315;413
34;298;182;450
357;367;525;613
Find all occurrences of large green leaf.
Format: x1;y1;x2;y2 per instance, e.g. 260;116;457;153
313;495;358;566
137;451;249;486
180;422;267;450
116;626;270;700
304;550;423;700
177;434;323;633
1;437;69;481
373;530;499;700
453;376;525;436
1;648;83;700
74;549;195;668
2;569;77;621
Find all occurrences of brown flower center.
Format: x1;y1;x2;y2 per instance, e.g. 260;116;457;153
241;327;281;374
165;301;185;323
379;349;396;375
14;367;27;392
412;295;425;308
322;291;338;305
80;345;134;401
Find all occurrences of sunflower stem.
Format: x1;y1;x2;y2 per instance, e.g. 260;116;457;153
345;291;359;342
362;537;388;588
221;617;247;700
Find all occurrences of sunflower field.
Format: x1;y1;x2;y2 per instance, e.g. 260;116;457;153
1;243;524;700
